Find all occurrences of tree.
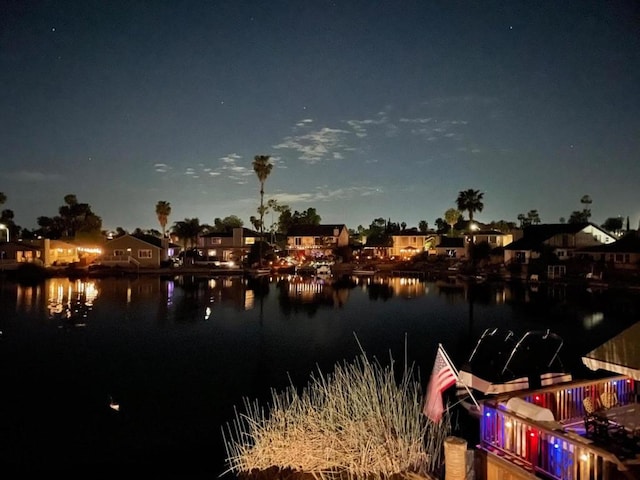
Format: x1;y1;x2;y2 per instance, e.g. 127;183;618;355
213;215;244;232
456;189;484;223
569;195;592;223
487;220;516;233
172;218;205;261
418;220;429;233
602;217;623;235
444;208;461;234
434;218;448;233
527;210;541;225
568;210;589;223
292;207;321;225
0;192;6;206
252;155;273;265
155;201;172;238
36;194;102;239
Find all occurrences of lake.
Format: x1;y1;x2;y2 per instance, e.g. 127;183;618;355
1;272;639;475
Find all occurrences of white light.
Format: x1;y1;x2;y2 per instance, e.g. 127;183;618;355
0;223;9;242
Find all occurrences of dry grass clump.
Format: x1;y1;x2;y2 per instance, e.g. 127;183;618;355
222;338;451;479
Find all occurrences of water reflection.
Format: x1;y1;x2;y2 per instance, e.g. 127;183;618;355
47;278;99;328
5;275;638;335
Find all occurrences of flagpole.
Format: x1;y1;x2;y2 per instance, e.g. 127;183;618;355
438;343;481;410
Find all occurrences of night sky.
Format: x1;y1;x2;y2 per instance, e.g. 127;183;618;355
1;1;639;232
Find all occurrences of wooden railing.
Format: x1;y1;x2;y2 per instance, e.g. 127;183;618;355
478;375;638;480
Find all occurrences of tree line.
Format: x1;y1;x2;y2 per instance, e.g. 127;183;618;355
0;160;632;246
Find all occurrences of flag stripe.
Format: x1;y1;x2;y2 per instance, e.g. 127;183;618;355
423;344;458;422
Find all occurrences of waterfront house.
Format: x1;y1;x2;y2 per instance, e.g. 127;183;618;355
286;224;349;259
0;241;42;267
574;230;640;273
98;234;165;268
503;223;616;266
468;228;514;250
388;230;439;259
197;227;263;265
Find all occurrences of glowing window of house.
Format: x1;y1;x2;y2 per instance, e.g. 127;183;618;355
210;238;222;245
245;237;255;245
138;249;152;259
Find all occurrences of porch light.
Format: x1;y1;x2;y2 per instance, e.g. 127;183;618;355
0;223;8;242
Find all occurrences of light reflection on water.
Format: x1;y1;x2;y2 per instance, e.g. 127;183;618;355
1;274;639;474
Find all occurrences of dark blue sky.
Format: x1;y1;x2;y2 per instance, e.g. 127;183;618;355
1;1;638;231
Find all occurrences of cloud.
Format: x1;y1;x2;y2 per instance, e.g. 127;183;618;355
271;186;381;205
273;127;351;164
154;163;171;173
398;117;467;141
0;170;64;182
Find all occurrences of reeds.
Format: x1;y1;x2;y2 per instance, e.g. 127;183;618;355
222;336;451;479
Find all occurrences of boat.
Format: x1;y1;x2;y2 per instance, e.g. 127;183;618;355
245;267;271;277
457;327;572;396
351;266;377;276
456;324;640;480
315;264;332;276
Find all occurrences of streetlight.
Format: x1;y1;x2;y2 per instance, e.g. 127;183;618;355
0;223;9;242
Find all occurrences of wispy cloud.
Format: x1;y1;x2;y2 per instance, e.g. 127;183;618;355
273;127;351;164
0;170;64;182
270;186;381;205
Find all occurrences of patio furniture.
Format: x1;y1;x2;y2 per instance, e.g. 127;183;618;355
583;396;600;415
601;391;619;410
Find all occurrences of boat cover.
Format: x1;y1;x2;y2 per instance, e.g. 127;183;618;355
501;397;555;422
582;321;640;380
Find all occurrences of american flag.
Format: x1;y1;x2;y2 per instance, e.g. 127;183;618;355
423;344;458;423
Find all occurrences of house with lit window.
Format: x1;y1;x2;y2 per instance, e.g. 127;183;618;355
0;241;42;267
503;223;616;265
468;229;514;250
0;239;81;267
286;224;349;259
388;231;439;259
574;230;640;272
98;234;165;268
197;227;264;265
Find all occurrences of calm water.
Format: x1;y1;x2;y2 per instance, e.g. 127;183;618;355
1;272;639;475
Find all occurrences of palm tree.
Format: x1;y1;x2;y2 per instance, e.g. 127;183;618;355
172;218;204;264
0;192;6;206
252;155;273;265
155;201;172;238
456;189;484;224
444;208;461;234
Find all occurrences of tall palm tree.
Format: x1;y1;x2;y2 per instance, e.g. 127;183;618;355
252;155;273;265
456;189;484;224
155;201;172;238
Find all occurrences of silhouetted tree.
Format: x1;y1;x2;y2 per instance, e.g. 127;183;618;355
252;155;273;265
155;201;172;238
456;189;484;222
